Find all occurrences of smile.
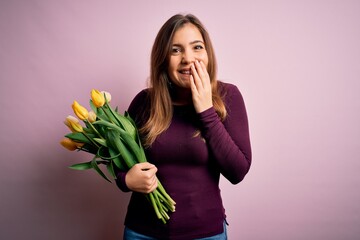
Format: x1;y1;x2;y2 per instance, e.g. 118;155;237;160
178;69;191;75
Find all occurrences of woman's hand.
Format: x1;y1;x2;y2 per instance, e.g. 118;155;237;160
190;60;213;113
125;162;158;194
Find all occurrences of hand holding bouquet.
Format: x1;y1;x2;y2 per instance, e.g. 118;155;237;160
60;89;175;224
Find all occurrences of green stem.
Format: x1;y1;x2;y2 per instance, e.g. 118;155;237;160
96;146;121;160
154;190;169;221
157;181;176;208
85;120;104;139
102;106;116;124
104;103;122;126
81;132;100;148
149;193;162;220
155;190;174;212
161;209;170;221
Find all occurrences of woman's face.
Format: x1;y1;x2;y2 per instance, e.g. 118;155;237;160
167;23;209;89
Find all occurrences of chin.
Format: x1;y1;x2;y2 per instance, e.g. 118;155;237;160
180;82;191;89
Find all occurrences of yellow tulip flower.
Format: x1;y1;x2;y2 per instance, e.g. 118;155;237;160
91;89;105;108
88;111;97;123
64;115;80;132
69;120;83;132
72;101;89;120
101;91;111;103
60;138;84;151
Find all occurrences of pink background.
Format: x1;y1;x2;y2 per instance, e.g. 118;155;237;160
1;0;359;239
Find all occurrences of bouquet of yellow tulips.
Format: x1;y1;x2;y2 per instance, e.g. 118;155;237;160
60;89;176;224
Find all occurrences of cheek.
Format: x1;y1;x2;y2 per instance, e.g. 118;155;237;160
169;57;180;70
198;52;209;65
167;59;176;73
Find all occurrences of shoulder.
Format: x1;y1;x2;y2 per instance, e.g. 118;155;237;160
217;81;243;103
217;81;248;122
131;89;150;103
128;89;151;110
128;88;151;123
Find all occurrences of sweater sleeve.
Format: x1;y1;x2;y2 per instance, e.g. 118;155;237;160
198;84;252;184
115;171;131;192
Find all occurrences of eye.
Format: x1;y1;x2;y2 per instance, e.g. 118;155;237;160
194;45;204;50
171;47;181;54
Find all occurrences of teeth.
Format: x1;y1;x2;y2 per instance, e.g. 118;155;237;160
180;70;191;74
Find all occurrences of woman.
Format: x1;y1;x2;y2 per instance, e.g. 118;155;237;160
116;14;252;240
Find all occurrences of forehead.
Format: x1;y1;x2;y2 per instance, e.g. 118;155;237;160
171;23;204;43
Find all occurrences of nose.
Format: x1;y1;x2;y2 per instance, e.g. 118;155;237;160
181;48;195;64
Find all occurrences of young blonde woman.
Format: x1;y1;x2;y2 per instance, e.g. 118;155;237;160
116;14;252;240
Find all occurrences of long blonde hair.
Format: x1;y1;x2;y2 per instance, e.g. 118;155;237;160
141;14;227;147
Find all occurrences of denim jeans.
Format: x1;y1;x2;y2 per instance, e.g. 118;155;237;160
123;221;228;240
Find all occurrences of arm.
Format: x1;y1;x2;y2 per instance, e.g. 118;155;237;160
190;61;251;184
199;84;252;184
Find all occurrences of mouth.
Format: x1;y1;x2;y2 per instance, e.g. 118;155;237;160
178;69;191;75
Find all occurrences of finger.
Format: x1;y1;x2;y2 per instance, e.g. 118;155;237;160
198;60;207;73
197;60;210;87
146;177;158;193
190;74;199;95
146;166;158;177
194;60;205;84
138;162;156;171
151;178;158;192
190;63;203;89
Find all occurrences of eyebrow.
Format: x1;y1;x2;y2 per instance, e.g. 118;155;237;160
190;40;205;45
172;40;205;46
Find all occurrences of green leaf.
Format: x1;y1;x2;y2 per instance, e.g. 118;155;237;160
108;147;126;170
83;127;95;134
120;115;137;140
96;146;118;160
89;99;97;113
78;143;98;154
119;128;145;163
108;107;137;140
65;132;95;144
106;130;137;168
91;157;112;183
93;120;123;132
68;159;109;170
124;111;140;142
93;138;107;147
102;105;119;124
124;111;136;128
96;107;110;122
69;161;93;170
107;161;116;179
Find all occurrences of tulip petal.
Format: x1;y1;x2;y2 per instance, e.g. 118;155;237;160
72;101;89;120
60;138;78;151
91;89;105;108
102;91;111;103
88;111;97;123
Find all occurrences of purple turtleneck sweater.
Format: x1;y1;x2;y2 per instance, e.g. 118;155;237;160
116;82;251;239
